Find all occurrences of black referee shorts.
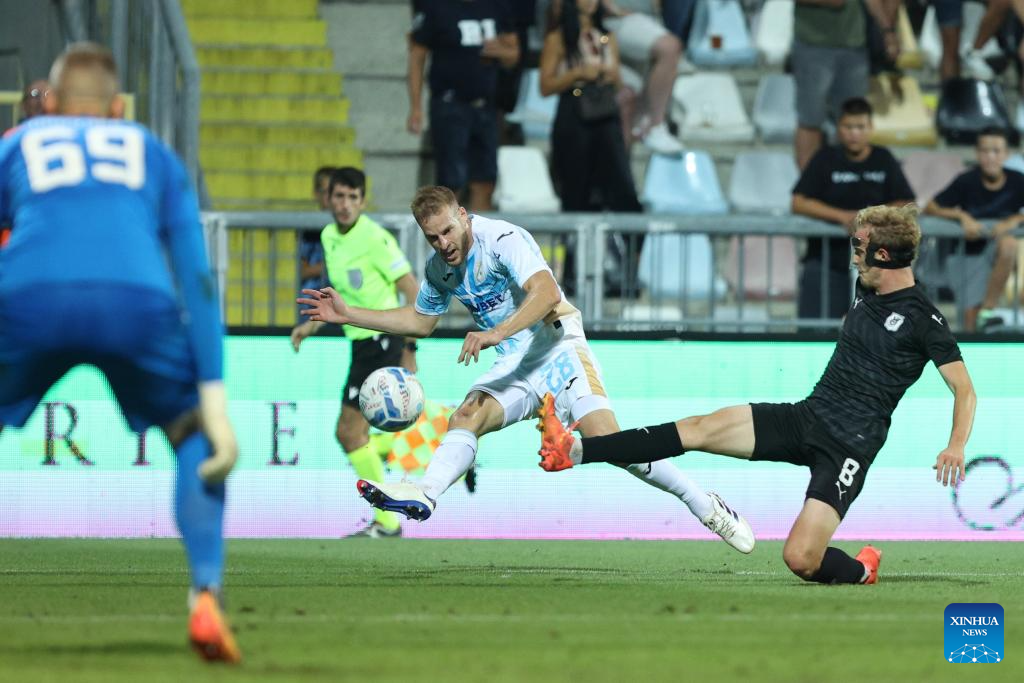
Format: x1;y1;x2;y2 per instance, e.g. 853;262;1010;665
750;401;876;519
343;334;405;408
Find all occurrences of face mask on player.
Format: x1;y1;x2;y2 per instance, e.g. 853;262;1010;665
850;236;914;270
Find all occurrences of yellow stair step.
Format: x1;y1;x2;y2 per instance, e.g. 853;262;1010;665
182;0;318;19
187;19;326;46
200;68;342;96
196;46;334;69
207;171;340;201
213;198;322;212
200;95;348;124
200;144;362;172
201;122;355;146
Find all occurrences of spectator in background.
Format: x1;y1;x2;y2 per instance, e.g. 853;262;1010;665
19;80;49;123
792;0;900;170
408;0;520;211
291;167;420;537
933;0;1012;82
792;97;915;320
925;127;1022;331
297;166;334;319
541;0;643;295
1;80;49;249
541;0;642;212
600;0;684;153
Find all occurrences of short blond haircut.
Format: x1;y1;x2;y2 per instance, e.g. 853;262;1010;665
411;186;459;225
854;204;921;254
49;42;119;105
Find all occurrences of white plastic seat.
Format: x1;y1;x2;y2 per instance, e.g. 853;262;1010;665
494;146;560;213
639;233;728;300
672;73;755;143
753;0;792;66
752;74;797;143
688;0;758;67
641;151;729;214
728;151;798;214
506;69;558;141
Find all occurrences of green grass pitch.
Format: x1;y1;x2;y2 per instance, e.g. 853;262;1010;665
0;539;1020;682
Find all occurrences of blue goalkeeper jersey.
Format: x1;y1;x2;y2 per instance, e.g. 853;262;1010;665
0;115;222;381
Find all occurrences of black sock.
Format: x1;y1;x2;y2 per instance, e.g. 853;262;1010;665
580;422;683;465
808;547;866;584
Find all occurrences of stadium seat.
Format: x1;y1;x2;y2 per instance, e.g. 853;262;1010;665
672;73;755;143
506;69;558;141
920;3;1002;72
866;75;937;146
725;152;799;301
638;152;727;301
641;151;729;214
687;0;758;67
1004;153;1024;175
494;146;561;213
901;151;965;208
638;232;728;300
752;74;797;143
753;0;792;66
727;151;798;214
723;235;798;300
935;78;1017;145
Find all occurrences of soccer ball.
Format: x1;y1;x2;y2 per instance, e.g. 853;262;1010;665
358;367;425;432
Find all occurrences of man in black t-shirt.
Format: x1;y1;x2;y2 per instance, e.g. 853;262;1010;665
925;127;1023;331
792;97;915;321
408;0;520;212
537;205;977;585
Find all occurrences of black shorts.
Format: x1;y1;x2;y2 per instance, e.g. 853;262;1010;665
343;334;405;408
750;400;877;519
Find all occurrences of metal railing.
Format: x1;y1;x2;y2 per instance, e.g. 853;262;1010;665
61;0;202;199
202;211;1024;334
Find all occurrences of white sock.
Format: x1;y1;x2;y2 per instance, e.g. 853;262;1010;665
624;460;713;520
419;428;477;500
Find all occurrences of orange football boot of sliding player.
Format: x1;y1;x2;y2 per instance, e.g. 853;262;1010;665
189;591;242;664
855;545;883;585
536;392;579;472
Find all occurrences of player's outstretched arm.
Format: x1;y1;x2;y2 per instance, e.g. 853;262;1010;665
298;287;438;338
458;271;561;364
934;360;976;486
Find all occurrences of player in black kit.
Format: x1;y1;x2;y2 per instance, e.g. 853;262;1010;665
536;205;977;585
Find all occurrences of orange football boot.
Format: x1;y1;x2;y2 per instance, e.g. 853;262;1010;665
855;545;883;585
189;590;242;664
536;392;579;472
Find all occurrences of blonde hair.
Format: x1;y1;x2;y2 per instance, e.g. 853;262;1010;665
411;186;459;225
49;42;119;107
854;204;922;253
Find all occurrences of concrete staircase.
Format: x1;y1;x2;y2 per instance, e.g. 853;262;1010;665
182;0;362;326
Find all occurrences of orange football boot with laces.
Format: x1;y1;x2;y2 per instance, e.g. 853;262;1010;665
189;590;241;664
536;392;579;472
855;545;882;585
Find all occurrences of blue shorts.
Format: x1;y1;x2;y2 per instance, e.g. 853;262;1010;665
0;283;199;432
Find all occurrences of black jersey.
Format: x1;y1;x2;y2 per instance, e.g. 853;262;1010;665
807;281;962;454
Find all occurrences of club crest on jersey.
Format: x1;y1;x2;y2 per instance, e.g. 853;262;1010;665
348;269;363;289
884;312;905;332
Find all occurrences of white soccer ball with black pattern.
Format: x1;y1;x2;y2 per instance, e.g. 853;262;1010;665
358;367;425;432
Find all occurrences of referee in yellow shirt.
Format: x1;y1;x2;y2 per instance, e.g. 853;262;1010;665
291;167;419;537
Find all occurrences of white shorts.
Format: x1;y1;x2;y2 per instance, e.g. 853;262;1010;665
605;13;670;66
470;313;611;428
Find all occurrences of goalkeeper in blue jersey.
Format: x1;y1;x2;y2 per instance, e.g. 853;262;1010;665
0;43;240;663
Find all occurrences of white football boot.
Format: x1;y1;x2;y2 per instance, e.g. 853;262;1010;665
357;479;435;521
701;492;755;554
